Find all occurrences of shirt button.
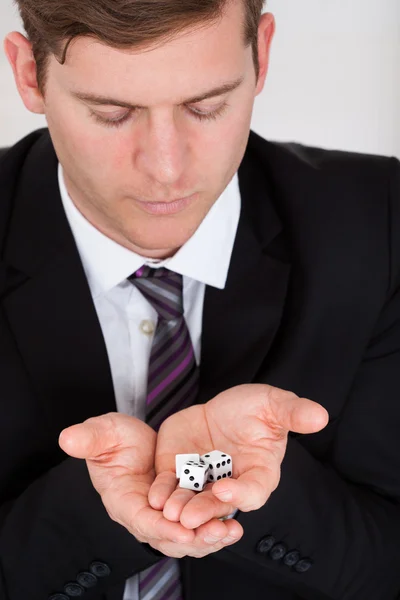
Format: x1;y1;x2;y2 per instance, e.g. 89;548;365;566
140;320;155;335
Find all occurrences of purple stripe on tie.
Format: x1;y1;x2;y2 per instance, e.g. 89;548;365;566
139;558;169;590
159;576;180;600
135;266;146;277
147;346;195;404
153;375;199;428
162;276;182;291
172;374;199;411
149;332;190;382
148;366;198;426
146;293;182;319
151;320;185;363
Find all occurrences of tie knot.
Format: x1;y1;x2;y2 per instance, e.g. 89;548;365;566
129;266;184;321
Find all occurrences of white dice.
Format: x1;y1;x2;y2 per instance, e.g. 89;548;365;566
175;454;200;478
176;450;233;492
201;450;232;482
179;461;210;491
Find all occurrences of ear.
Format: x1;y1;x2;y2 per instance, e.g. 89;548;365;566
255;12;276;96
3;32;45;114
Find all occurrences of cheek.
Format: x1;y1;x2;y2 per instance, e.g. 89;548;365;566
112;139;135;172
67;128;125;186
204;116;250;173
48;102;120;172
215;103;253;156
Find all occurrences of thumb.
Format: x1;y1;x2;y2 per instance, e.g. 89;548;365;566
59;412;123;460
267;388;330;435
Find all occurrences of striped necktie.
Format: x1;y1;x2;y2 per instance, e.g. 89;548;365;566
130;265;200;599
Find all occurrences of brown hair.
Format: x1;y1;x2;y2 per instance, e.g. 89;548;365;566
14;0;266;94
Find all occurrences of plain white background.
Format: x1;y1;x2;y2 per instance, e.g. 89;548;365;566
0;0;399;157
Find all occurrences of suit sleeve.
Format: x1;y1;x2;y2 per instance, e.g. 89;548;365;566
0;457;161;600
221;158;400;600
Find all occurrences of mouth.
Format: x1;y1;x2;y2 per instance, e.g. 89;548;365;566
136;193;197;216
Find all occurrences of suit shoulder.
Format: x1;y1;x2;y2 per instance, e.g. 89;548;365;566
246;131;400;291
0;129;50;252
0;128;49;169
248;129;398;180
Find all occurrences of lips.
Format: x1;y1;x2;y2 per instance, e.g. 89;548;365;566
136;194;197;216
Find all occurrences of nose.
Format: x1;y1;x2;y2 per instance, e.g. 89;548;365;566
134;109;189;188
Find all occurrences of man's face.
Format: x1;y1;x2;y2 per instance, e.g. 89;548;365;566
40;0;273;257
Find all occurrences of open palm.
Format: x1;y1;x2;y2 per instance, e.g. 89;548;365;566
59;412;197;544
149;384;329;529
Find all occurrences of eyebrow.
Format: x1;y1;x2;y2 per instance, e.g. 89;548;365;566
71;76;244;109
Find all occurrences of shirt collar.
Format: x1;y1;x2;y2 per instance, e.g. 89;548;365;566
58;163;241;298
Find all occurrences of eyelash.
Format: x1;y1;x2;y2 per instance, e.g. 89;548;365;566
90;103;229;128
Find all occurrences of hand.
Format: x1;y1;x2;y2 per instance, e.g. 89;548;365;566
149;384;329;530
58;412;242;558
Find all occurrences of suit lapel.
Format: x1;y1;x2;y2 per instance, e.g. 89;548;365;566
1;132;116;440
1;130;293;432
198;135;292;404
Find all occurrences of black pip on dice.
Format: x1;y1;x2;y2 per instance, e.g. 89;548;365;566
177;450;233;491
175;453;200;478
179;461;210;491
200;450;232;481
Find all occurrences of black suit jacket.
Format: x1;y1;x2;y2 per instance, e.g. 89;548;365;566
0;129;400;600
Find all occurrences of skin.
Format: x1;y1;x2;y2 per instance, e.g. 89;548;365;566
5;0;274;259
4;0;329;558
150;385;329;531
59;387;328;557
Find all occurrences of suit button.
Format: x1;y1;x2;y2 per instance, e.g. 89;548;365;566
269;542;288;561
63;582;85;596
294;558;313;573
89;561;112;577
256;535;276;554
48;595;69;600
283;550;301;567
77;571;98;588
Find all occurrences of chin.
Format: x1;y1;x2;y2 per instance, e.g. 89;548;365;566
123;232;186;256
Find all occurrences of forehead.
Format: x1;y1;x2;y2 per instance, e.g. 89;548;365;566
49;0;251;103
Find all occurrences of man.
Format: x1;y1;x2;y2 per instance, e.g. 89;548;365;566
1;0;400;598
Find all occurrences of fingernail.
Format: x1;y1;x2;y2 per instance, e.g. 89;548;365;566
215;490;232;502
222;536;238;544
204;535;221;544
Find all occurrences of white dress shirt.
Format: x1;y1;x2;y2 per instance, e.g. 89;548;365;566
58;164;241;600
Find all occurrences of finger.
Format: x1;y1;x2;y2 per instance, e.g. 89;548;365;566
195;517;243;545
155;519;243;559
163;486;198;523
148;471;178;511
149;513;196;544
102;482;197;544
59;418;111;459
179;488;237;529
59;412;154;460
267;388;329;434
212;466;278;512
129;505;196;544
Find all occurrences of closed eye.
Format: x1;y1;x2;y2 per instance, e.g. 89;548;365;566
89;102;230;128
